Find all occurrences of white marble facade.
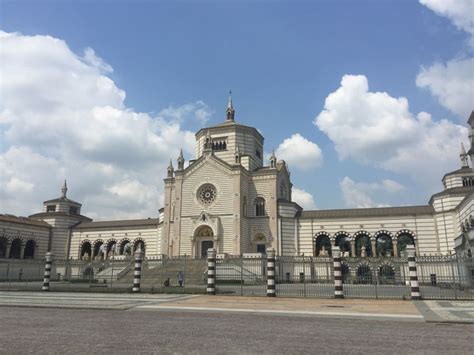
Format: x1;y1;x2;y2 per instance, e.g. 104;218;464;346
1;99;473;260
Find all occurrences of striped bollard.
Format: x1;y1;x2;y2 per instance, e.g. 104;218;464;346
407;245;421;300
42;252;53;291
266;248;276;297
332;247;344;299
207;248;216;295
132;247;144;293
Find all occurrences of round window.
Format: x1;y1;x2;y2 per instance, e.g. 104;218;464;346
197;183;217;205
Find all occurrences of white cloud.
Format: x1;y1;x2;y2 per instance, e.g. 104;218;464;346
275;133;323;171
340;177;403;208
418;1;473;119
416;58;474;118
314;75;467;187
0;31;211;219
292;187;317;210
420;0;474;45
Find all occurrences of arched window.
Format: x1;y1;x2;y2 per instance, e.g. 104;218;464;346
354;233;372;257
335;233;351;256
397;233;415;257
314;233;331;257
255;197;266;217
9;238;22;259
134;239;146;254
375;233;393;257
23;240;36;259
106;240;117;258
93;241;104;260
0;237;7;258
81;241;92;260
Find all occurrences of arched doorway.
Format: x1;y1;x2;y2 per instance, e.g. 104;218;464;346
80;241;92;260
397;233;414;257
376;233;393;257
23;240;35;259
195;225;214;258
314;233;332;256
379;265;395;284
357;264;372;284
0;237;7;258
355;233;372;257
9;239;22;259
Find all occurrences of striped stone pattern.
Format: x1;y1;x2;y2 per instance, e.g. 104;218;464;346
332;248;344;299
207;249;216;295
407;245;421;300
42;252;53;291
266;249;276;297
132;251;144;293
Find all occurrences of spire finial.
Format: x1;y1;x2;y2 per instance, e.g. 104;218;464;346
61;179;68;198
226;90;235;121
177;148;185;170
270;149;277;168
227;90;233;109
461;142;469;168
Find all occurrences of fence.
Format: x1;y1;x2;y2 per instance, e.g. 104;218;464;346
0;252;472;300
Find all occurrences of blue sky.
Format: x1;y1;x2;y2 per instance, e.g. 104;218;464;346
1;0;473;218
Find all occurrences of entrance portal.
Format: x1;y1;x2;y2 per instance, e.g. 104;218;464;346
201;240;214;258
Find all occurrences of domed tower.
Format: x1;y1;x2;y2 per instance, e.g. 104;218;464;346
29;181;91;259
195;91;264;171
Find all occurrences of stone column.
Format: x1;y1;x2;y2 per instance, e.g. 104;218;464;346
350;241;356;257
266;248;276;297
132;247;144;293
5;242;11;259
42;252;53;291
371;238;377;257
207;248;216;295
392;239;398;257
19;243;25;260
407;245;421;300
332;247;344;299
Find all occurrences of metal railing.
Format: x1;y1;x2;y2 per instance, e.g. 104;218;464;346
0;253;472;300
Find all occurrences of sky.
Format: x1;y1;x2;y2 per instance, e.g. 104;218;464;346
0;0;473;220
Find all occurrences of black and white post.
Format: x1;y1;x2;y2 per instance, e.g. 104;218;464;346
42;252;53;291
207;248;216;295
132;247;144;293
332;247;344;299
267;248;276;297
407;245;421;300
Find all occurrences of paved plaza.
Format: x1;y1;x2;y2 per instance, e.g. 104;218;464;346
0;305;473;354
0;291;473;323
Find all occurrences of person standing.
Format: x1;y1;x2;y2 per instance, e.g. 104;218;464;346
177;271;184;287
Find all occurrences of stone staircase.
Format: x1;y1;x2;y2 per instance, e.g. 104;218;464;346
117;259;208;287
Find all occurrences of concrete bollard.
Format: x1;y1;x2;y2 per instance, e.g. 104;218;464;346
207;248;216;295
42;252;53;291
266;248;276;297
407;245;421;300
132;247;144;293
332;247;344;299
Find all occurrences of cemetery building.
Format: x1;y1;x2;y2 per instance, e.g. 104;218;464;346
1;97;473;261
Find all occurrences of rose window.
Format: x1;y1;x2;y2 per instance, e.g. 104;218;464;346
198;184;217;205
